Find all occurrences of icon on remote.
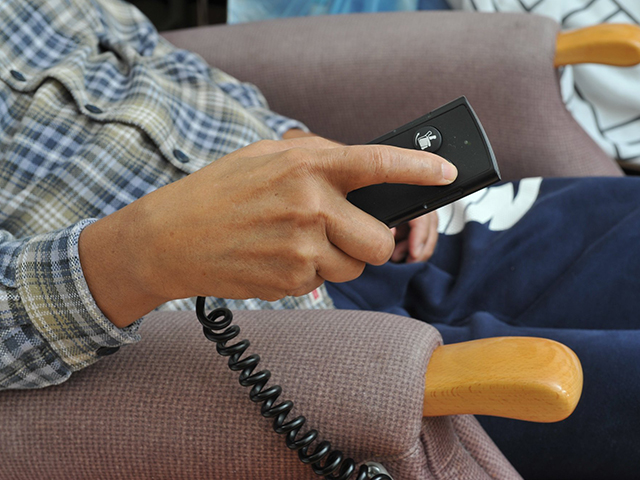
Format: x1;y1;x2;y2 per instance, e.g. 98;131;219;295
417;131;437;150
413;126;442;153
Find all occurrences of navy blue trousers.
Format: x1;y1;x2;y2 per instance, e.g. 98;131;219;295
327;177;640;480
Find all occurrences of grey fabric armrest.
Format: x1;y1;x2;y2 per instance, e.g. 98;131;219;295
1;310;519;479
162;12;622;180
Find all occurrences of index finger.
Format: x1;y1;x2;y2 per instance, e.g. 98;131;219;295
320;144;458;193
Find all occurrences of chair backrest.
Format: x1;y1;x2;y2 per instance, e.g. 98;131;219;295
162;11;623;181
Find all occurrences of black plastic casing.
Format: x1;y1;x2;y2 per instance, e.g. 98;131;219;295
347;96;501;228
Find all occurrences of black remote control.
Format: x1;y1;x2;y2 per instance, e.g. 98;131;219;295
347;96;500;228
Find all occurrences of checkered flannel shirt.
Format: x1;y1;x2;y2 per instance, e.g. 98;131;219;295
0;0;333;390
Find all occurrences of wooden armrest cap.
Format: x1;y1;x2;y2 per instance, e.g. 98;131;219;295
423;337;583;423
555;23;640;67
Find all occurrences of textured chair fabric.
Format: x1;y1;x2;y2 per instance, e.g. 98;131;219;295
0;310;520;479
162;11;623;181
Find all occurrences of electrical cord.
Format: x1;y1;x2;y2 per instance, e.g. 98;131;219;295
196;296;393;480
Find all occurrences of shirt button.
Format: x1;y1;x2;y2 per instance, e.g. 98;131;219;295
173;149;189;163
10;70;26;81
85;104;104;114
96;346;120;356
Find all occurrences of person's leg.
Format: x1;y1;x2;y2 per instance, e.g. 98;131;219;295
330;176;640;327
328;176;640;479
436;318;640;480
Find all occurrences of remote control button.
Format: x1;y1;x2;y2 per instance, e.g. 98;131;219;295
414;126;442;153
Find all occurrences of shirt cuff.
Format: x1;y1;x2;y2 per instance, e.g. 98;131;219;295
16;219;141;372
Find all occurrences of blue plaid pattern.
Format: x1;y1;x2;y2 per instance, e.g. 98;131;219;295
0;0;333;390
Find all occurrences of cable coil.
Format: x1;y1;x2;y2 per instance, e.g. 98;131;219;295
196;296;392;480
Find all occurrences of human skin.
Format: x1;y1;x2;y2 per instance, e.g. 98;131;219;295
78;135;457;328
283;129;440;264
390;213;439;264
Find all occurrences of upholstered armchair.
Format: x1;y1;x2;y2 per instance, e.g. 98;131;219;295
3;11;632;480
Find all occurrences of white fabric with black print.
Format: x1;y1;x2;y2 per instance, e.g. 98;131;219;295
448;0;640;170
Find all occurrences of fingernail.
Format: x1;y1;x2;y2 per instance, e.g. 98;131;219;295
441;161;458;183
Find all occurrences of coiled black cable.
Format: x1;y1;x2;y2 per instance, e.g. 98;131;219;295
195;296;392;480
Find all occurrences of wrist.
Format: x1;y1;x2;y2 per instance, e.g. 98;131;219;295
78;201;169;328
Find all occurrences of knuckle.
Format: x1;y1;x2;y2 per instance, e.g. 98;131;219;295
276;249;315;291
253;139;278;152
282;147;314;170
273;148;324;184
281;196;324;229
368;231;395;265
285;285;312;298
364;146;383;176
278;186;326;228
366;145;392;179
343;261;366;282
319;261;363;283
286;277;323;298
300;135;333;148
259;291;283;302
273;274;299;296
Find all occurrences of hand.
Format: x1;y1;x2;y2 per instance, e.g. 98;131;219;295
79;136;457;327
281;128;317;140
390;212;439;263
286;129;440;264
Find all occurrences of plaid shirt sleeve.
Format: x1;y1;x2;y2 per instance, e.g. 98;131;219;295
1;221;141;389
214;73;310;137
